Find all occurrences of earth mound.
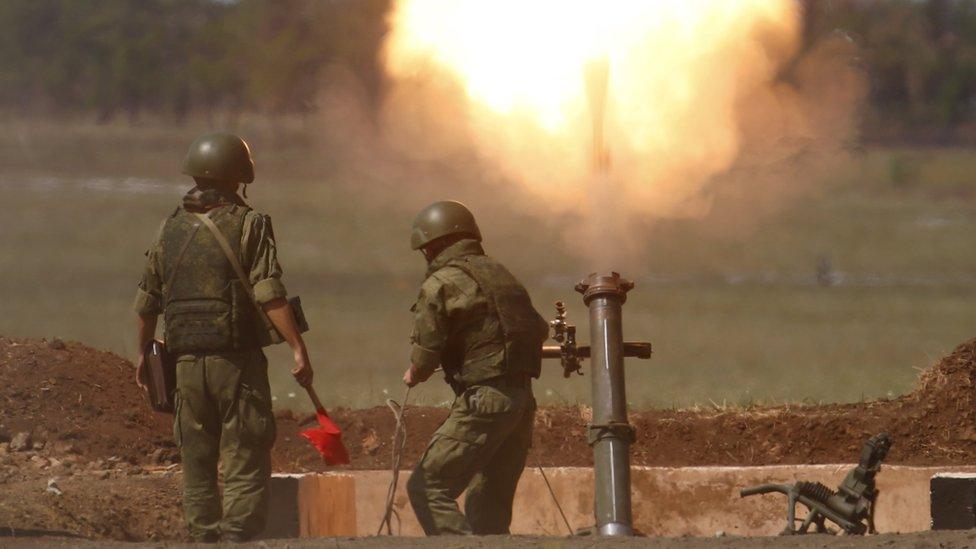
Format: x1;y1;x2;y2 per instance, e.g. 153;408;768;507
3;336;976;542
0;337;174;472
285;338;976;470
3;336;976;474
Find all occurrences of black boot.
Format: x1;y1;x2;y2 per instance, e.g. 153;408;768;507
220;531;251;543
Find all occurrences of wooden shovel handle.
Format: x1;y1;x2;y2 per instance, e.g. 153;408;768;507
304;384;325;413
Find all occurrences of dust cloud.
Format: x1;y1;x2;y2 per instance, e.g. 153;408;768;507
308;0;866;276
316;1;866;275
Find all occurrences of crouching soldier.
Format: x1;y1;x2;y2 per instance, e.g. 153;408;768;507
403;200;550;535
134;133;313;542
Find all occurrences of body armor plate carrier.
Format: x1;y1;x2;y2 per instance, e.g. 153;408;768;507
447;254;549;384
160;205;260;355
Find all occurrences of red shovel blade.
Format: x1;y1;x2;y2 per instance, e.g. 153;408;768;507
300;408;350;465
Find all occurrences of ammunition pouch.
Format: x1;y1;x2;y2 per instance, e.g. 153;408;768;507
164;297;235;355
587;422;637;446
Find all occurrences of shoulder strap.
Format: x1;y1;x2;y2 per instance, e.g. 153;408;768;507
195;212;253;297
195;212;279;337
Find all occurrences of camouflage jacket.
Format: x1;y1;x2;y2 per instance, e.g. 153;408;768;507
134;186;287;318
410;239;545;389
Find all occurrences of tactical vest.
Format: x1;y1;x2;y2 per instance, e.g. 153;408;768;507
159;204;260;355
445;254;549;384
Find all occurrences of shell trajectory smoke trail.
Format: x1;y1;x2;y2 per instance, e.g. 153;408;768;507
381;1;859;268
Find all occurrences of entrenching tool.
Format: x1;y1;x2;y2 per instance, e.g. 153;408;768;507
542;273;653;537
739;433;893;535
299;385;350;466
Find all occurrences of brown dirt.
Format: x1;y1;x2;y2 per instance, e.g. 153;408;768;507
0;337;175;479
279;337;976;471
0;476;184;542
4;336;976;475
3;335;976;543
6;527;976;548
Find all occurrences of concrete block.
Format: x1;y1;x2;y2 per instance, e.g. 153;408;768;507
931;473;976;530
298;473;358;537
267;465;976;538
264;473;357;538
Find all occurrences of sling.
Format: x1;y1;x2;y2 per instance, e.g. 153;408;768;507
195;211;284;346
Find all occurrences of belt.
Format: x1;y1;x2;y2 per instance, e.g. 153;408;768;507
476;373;532;390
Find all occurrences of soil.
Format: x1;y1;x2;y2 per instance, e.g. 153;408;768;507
5;530;976;548
0;337;176;482
280;337;976;471
0;476;184;542
4;336;976;475
3;335;976;543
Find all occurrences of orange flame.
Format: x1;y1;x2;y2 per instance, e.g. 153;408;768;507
382;1;819;260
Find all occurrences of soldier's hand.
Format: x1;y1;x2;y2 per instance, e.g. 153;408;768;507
403;366;418;387
135;354;149;393
403;364;432;387
291;351;314;387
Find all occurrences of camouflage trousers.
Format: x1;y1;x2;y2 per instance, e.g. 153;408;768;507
173;350;276;541
407;382;535;535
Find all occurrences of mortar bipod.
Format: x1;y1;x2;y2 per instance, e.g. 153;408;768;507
542;300;653;378
738;433;892;536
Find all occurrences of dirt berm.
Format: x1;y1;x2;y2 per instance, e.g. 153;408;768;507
2;335;976;542
2;336;976;473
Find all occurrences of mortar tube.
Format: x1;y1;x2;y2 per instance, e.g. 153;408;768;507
576;272;635;536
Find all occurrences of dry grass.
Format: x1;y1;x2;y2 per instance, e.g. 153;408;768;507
1;122;975;409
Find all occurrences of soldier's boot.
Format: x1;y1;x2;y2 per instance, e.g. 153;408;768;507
220;532;248;543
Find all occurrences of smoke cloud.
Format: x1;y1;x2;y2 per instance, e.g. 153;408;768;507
317;1;866;275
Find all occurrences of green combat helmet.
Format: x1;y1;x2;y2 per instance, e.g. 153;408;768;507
410;200;482;250
182;132;255;184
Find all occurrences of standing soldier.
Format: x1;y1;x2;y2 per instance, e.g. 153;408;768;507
403;200;550;535
133;133;313;543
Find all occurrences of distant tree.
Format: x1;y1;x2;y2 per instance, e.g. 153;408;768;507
0;0;391;121
4;0;976;141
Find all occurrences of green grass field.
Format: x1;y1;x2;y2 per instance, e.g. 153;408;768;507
1;122;974;410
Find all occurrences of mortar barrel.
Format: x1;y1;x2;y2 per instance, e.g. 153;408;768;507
577;272;635;536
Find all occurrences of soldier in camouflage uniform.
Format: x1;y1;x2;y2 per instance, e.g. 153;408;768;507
403;200;550;535
134;133;313;543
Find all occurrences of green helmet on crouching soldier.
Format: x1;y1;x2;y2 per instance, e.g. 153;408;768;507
182;132;255;184
410;200;483;250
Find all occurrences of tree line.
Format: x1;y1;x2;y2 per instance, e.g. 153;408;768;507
2;0;976;140
806;0;976;141
0;0;389;122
